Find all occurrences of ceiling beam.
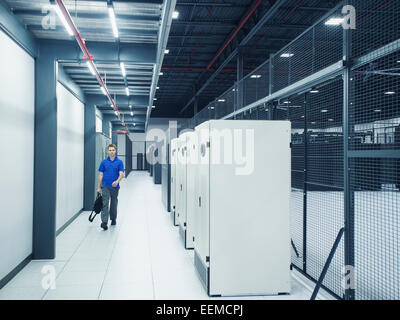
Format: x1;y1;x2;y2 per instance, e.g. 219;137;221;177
180;0;291;114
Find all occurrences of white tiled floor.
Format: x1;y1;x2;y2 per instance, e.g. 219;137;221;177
0;171;329;300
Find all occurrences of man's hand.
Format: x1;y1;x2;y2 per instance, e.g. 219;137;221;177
97;188;101;194
112;181;118;187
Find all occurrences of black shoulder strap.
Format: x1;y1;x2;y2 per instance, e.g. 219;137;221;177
88;193;101;222
88;210;99;222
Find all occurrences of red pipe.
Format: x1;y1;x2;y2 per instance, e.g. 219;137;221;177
55;0;127;131
206;0;263;70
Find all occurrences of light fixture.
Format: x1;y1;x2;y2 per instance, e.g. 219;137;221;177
125;87;130;96
159;72;164;76
156;86;160;90
310;90;319;93
325;17;344;26
328;119;334;121
321;109;328;113
164;49;170;54
101;86;107;95
232;88;237;92
374;109;382;112
133;123;136;127
384;91;396;95
114;111;118;116
152;105;156;109
108;7;119;38
283;101;290;104
130;111;133;116
86;61;95;75
218;99;226;102
280;53;294;58
129;105;132;109
120;62;126;77
250;74;261;79
172;11;179;19
53;4;74;36
153;98;157;101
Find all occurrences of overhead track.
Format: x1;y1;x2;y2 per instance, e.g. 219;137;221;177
54;0;128;133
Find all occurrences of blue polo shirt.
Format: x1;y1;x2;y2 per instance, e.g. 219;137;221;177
99;157;124;188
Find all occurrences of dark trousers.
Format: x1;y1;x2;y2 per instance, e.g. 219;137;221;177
101;186;119;223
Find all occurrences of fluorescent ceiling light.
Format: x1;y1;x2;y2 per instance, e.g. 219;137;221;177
328;119;334;121
152;105;156;108
129;105;132;109
86;61;95;75
283;101;290;104
250;74;261;79
172;11;179;19
218;99;226;102
156;86;160;90
374;109;382;112
120;62;126;77
325;17;344;26
101;86;107;95
125;87;130;96
53;5;74;36
159;72;163;76
153;98;157;101
384;91;396;95
310;90;319;93
108;7;119;38
280;53;294;58
321;109;328;113
232;88;237;92
130;112;133;116
133;123;136;127
164;49;170;54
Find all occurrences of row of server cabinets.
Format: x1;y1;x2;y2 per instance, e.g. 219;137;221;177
170;120;292;297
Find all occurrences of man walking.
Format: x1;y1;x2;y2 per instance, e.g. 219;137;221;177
97;144;124;230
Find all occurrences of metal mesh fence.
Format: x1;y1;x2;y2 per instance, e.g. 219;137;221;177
305;79;345;299
349;47;400;299
351;0;400;59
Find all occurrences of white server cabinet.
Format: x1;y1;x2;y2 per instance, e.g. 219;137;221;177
194;120;291;297
170;138;178;226
177;131;197;249
175;132;190;230
185;132;198;249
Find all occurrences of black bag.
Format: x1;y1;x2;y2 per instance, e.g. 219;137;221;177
89;193;103;222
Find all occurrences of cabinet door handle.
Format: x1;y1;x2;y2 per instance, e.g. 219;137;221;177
199;196;201;207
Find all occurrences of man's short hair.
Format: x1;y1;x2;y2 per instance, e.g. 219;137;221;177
108;144;117;150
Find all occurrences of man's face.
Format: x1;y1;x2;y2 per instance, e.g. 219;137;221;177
108;147;116;158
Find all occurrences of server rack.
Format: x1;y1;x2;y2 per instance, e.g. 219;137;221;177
170;138;179;226
193;120;292;296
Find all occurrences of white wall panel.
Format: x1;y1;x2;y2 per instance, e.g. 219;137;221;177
56;83;84;230
0;30;34;281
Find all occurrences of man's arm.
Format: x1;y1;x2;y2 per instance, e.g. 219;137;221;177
97;172;103;193
112;171;124;187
